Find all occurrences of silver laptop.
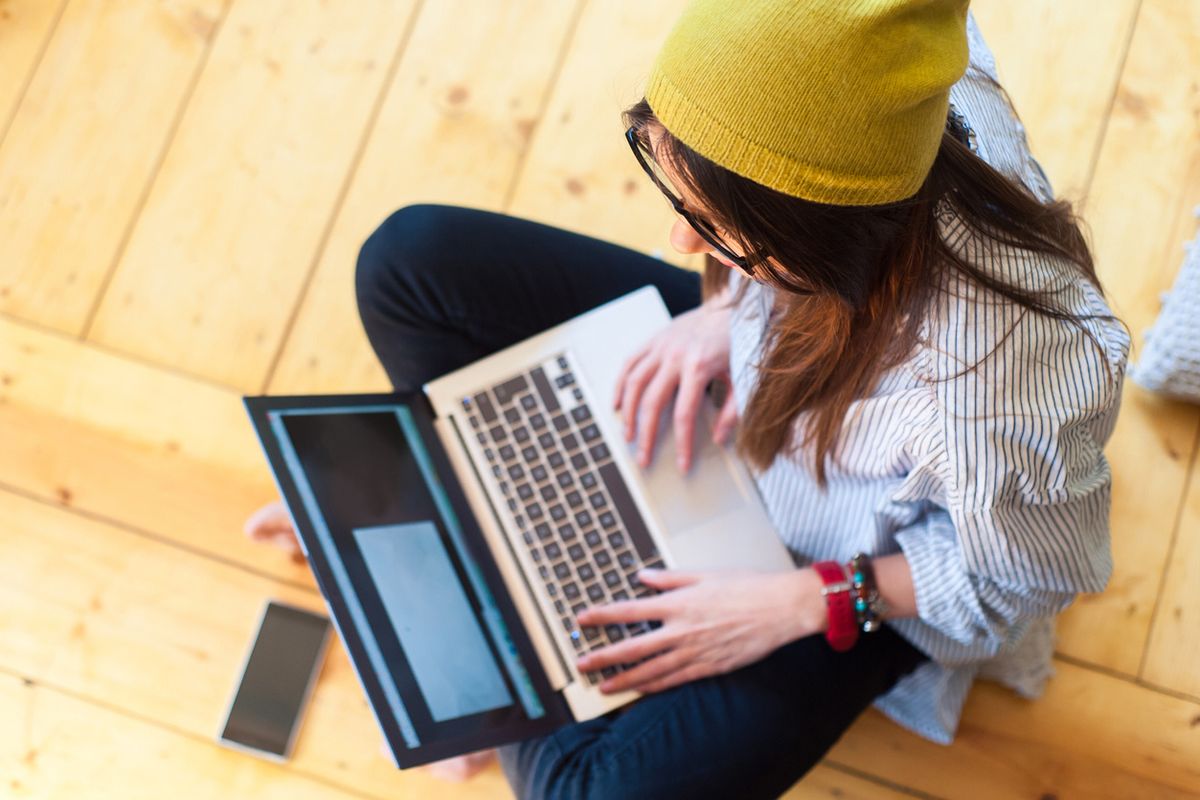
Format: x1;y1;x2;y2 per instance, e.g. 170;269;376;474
244;285;793;769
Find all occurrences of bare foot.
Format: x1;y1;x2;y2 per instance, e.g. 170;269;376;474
420;749;497;782
243;500;306;563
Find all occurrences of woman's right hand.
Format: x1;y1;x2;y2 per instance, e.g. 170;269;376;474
612;293;737;474
244;500;307;563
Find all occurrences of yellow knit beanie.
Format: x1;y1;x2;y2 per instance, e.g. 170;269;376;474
645;0;969;206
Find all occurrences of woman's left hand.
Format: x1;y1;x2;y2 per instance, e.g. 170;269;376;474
574;567;826;694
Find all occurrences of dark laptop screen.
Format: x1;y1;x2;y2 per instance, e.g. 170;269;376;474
262;402;555;760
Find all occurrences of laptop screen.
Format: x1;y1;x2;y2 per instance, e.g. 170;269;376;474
252;397;567;766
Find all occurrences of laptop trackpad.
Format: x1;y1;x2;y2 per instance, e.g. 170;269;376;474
629;403;748;535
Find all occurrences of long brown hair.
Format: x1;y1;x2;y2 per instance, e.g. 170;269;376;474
623;97;1116;486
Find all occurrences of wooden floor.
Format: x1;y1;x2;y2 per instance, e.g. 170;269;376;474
2;1;1199;797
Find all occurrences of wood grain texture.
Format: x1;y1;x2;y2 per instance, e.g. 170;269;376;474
830;664;1200;799
0;673;371;800
86;0;417;391
267;0;580;395
0;490;512;800
0;0;66;131
1053;0;1200;677
0;316;301;585
505;0;703;273
0;0;226;332
971;0;1140;201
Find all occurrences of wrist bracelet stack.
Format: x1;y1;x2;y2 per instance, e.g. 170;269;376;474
813;552;888;651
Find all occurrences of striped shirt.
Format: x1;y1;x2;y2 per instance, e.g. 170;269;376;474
726;15;1130;745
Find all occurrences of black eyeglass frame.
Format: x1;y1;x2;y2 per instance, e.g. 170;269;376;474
625;126;756;276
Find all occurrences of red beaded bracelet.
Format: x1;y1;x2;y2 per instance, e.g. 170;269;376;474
812;561;859;652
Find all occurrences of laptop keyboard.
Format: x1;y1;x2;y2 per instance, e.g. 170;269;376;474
460;351;664;685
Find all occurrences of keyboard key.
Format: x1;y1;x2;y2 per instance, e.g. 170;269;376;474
580;471;598;489
599;511;616;528
493;375;528;405
491;465;502;479
516;483;533;500
552;414;569;432
570;405;592;423
566;490;583;508
530;547;542;562
531;465;549;482
577;564;595;582
514;514;526;529
535;522;552;541
595;550;612;568
554;562;571;580
580;423;601;442
586;584;604;602
522;445;538;462
490;425;507;442
540;485;557;502
547;450;565;468
538;432;555;449
549;504;567;521
589;492;606;509
520;394;537;411
608;532;626;549
557;356;569;370
573;387;584;402
554;599;566;614
584;530;602;548
556;471;572;488
561;433;579;451
473;393;497;423
513;426;530;443
531;366;561;412
530;412;546;430
612;590;630;601
583;625;602;642
563;582;580;600
507;498;518;511
575;510;593;528
522;531;534;546
572;602;587;616
568;543;585;562
484;447;495;462
504;407;521;424
561;617;574;633
547;583;558;597
476;432;487;445
499;444;516;461
571;453;589;471
589;443;610;461
599;462;660;562
557;524;577;541
604;624;625;641
508;464;525;481
545;542;562;560
603;569;621;587
499;481;510;495
555;373;575;388
617;551;636;569
527;503;543;520
468;414;480;428
600;666;618;679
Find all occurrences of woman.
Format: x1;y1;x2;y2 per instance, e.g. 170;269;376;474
248;1;1129;796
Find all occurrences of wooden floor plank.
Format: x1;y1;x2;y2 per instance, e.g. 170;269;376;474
1052;0;1200;676
0;316;301;584
829;662;1200;799
0;0;226;333
85;0;417;391
505;0;702;272
971;0;1140;200
0;489;511;800
0;674;373;800
0;0;65;134
267;0;581;395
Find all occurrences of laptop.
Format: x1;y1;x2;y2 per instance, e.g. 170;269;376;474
244;285;795;769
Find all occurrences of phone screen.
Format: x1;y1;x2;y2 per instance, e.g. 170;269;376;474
220;601;331;759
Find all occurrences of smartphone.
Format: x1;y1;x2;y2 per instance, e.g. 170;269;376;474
218;600;332;761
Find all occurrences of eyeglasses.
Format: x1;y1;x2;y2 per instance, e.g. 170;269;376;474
625;126;755;276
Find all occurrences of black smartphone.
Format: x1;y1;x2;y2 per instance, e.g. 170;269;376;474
218;600;332;761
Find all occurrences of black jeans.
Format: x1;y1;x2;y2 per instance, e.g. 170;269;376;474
355;204;929;800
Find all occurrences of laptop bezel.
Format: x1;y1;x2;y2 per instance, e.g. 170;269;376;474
244;391;572;768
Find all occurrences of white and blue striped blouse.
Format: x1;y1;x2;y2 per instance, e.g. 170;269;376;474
726;15;1131;745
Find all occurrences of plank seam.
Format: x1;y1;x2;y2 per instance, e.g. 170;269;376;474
0;0;69;154
259;0;428;394
0;479;319;596
821;759;945;800
1080;0;1143;203
1136;416;1200;681
499;0;589;214
77;0;236;341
